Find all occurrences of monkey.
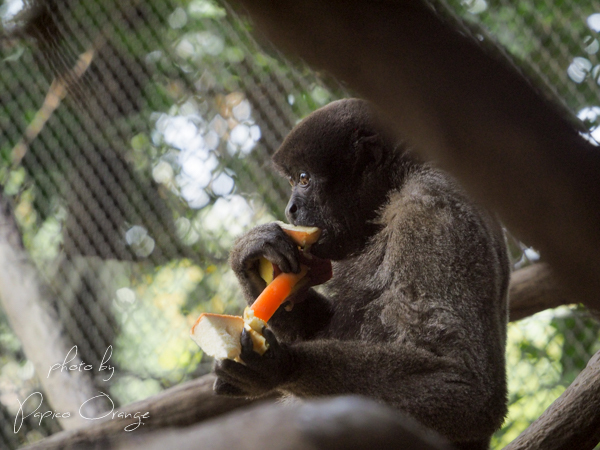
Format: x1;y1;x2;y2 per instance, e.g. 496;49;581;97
215;98;510;450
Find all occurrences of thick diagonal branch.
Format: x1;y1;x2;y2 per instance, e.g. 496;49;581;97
503;350;600;450
231;0;600;310
0;194;101;429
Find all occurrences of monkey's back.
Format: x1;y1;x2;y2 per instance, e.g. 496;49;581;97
321;164;509;445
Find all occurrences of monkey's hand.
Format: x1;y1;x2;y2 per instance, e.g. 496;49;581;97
214;327;295;397
230;223;302;303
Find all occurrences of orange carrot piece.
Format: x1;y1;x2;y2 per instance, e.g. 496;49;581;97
250;266;309;322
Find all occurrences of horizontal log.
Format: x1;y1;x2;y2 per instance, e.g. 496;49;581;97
22;374;272;450
508;263;573;322
72;396;453;450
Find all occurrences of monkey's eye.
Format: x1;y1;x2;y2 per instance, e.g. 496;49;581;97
298;172;310;187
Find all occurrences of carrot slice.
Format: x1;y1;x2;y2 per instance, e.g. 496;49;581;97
250;265;309;322
250;223;325;321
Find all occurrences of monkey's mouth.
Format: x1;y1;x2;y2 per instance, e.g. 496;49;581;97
309;226;356;261
307;228;336;260
291;221;336;259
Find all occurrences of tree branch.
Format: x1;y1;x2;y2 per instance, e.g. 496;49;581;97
504;350;600;450
0;194;102;429
508;263;573;322
30;396;453;450
22;374;271;449
23;262;585;447
230;0;600;310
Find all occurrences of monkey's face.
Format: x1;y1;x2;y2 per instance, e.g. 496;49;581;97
281;168;353;260
273;99;395;261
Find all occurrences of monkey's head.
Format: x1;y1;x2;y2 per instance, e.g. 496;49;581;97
272;98;404;260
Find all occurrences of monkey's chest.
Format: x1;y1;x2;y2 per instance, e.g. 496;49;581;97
322;286;394;342
320;258;398;341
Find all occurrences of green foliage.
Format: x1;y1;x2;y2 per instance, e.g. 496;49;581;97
492;307;600;448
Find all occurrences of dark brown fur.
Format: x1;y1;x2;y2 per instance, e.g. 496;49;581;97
218;99;509;450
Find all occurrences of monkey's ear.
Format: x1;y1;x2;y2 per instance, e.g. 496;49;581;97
353;134;385;173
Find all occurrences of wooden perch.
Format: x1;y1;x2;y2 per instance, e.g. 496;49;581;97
508;263;573;322
22;373;269;449
230;0;600;312
504;349;600;450
36;396;453;450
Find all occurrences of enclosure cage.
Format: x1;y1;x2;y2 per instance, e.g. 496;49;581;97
0;0;599;448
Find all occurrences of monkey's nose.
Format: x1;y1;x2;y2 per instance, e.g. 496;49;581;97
285;201;298;223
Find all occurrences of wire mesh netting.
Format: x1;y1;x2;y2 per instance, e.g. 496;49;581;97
0;0;599;448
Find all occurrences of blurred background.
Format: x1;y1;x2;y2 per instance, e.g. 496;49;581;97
0;0;599;448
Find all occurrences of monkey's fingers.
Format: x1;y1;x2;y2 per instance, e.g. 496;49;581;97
262;242;301;274
213;377;248;397
239;329;265;366
262;327;283;356
216;359;264;384
240;328;254;352
215;359;273;394
232;223;301;276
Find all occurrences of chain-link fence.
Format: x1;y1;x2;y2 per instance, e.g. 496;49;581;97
0;0;599;448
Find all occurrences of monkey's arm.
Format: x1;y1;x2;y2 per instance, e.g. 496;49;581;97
216;337;500;442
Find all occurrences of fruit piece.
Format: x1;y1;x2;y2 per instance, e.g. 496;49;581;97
298;252;333;287
275;221;322;248
190;313;244;360
249;265;309;322
243;307;267;334
190;313;267;360
251;223;330;321
259;256;275;285
190;223;328;359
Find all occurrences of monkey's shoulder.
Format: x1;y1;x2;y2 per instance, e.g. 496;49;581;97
322;166;508;341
